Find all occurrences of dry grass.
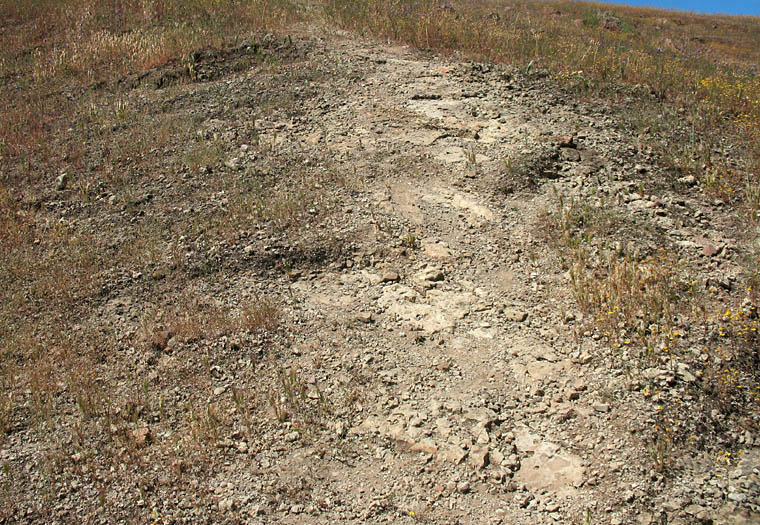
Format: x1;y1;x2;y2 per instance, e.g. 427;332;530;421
543;190;759;473
0;0;299;169
1;4;298;517
3;1;759;206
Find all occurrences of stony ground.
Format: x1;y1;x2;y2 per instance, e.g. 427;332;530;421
2;30;759;524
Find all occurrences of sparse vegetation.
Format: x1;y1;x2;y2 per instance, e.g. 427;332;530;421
543;185;759;477
2;0;760;522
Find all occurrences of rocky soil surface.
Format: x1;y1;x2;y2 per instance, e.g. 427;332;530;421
2;31;758;524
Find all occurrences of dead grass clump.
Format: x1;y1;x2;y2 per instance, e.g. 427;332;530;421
139;292;280;351
269;366;330;425
239;298;280;334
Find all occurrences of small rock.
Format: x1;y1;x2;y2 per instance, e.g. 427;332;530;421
213;385;227;396
516;493;532;508
456;481;471;494
416;266;444;287
469;446;490;469
572;379;587;391
661;499;682;512
412;439;438;455
381;271;400;283
219;498;236;512
438;445;468;465
356;312;374;324
556;407;577;421
284;431;299;442
132;426;150;446
684;504;705;516
504;308;528;322
594;403;610;413
503;454;521;471
676;363;697;383
55;173;68;190
678;175;697;186
703;243;720;257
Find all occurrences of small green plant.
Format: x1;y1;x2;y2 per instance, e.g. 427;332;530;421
268;367;330;425
269;367;306;423
184;139;225;173
465;144;477;166
188;402;224;446
401;232;418;249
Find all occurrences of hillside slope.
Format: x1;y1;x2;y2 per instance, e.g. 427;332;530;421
1;2;759;524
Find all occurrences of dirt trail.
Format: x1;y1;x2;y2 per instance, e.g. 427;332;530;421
257;39;593;523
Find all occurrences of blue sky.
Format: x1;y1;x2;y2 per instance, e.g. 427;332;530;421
595;0;760;16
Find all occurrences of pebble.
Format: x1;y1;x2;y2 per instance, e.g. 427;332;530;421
702;243;720;256
356;312;374;323
380;271;400;283
469;446;490;469
132;427;150;445
219;498;236;512
213;385;227;396
516;493;532;508
415;266;444;286
504;308;528;322
55;173;68;190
